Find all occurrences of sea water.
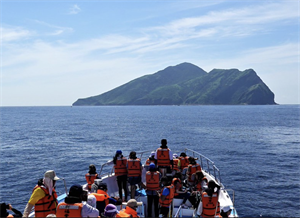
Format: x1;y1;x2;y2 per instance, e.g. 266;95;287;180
0;105;299;217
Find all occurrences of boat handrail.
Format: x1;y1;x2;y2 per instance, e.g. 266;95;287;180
99;150;153;177
174;205;182;217
183;148;222;185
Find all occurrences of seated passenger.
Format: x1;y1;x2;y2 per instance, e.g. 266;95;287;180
196;180;221;217
159;176;175;217
56;184;99;218
90;180;121;216
171;153;180;175
186;157;202;185
104;204;119;217
178;152;189;172
127;151;143;199
190;171;208;194
116;199;141;218
85;164;99;191
144;151;156;171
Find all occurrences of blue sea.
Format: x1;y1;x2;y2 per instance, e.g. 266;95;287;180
0;105;299;217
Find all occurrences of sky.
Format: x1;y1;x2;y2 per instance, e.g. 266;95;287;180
1;0;299;106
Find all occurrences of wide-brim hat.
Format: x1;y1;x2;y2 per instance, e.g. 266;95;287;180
44;170;60;180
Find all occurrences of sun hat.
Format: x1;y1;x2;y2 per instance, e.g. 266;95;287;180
87;194;96;208
149;151;155;157
222;206;232;213
44;170;60;180
173;153;178;158
104;204;119;217
116;150;122;154
127;199;142;208
149;163;155;169
69;184;83;197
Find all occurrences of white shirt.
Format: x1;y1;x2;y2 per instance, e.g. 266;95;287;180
81;201;99;218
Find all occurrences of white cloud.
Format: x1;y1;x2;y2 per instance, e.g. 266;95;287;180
68;4;81;15
0;26;34;42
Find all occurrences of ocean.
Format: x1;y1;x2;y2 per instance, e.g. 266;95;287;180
0;105;299;217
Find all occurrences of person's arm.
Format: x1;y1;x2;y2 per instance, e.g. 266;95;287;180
82;202;99;218
23;188;45;217
10;205;22;217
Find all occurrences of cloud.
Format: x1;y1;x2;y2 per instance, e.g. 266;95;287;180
68;4;81;15
33;20;73;35
0;26;34;42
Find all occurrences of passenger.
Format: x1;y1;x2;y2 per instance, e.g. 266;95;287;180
90;180;121;216
56;184;99;217
144;151;156;171
0;203;22;217
103;204;119;217
23;170;60;217
145;163;160;217
220;206;232;217
155;139;173;177
85;164;99;191
190;171;208;194
127;151;142;199
159;176;175;217
186;157;202;184
171;153;180;174
178;152;189;172
196;180;221;217
116;199;141;218
113;150;128;201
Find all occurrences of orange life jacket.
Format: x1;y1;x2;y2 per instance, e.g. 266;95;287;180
127;158;141;177
145;158;155;166
187;164;202;182
56;202;83;218
114;158;128;176
172;178;182;196
172;158;179;171
156;148;170;167
91;189;110;205
116;209;131;217
33;185;58;218
146;171;160;191
85;173;98;190
159;185;175;207
201;192;219;217
179;156;189;170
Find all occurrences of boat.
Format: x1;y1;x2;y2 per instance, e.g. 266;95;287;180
29;148;238;217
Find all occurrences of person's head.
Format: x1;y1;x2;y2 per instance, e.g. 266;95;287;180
68;184;84;200
161;139;167;147
173;179;181;190
94;179;108;192
160;176;168;186
173;153;178;159
174;172;182;180
221;206;232;217
129;151;137;159
87;194;96;208
188;156;196;164
126;199;141;211
44;170;60;186
149;151;155;158
104;204;119;217
116;150;122;157
88;164;96;174
195;171;204;181
180;152;186;157
207;180;219;190
149;163;156;171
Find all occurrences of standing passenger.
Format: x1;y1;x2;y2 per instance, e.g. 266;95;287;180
144;151;156;171
23;170;60;217
145;163;160;217
155;139;173;177
127;151;142;199
113;150;128;201
85;164;99;191
159;176;175;217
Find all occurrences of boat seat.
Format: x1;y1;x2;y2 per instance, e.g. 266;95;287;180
172;198;194;217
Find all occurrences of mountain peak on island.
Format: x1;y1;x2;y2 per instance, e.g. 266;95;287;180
73;62;276;106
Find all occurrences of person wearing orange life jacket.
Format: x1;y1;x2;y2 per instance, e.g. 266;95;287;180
190;171;208;194
91;180;121;216
178;152;189;171
171;153;180;174
0;203;22;217
85;164;100;191
127;151;143;199
196;180;221;217
116;199;142;218
144;151;156;171
56;184;99;217
155;139;173;177
113;150;128;201
159;176;175;217
23;170;59;218
186;157;202;184
145;163;160;217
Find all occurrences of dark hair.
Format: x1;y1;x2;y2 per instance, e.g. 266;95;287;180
129;151;137;159
88;164;97;174
206;180;220;197
180;152;187;157
188;157;196;164
113;153;123;164
161;139;168;148
195;171;204;180
160;176;168;183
